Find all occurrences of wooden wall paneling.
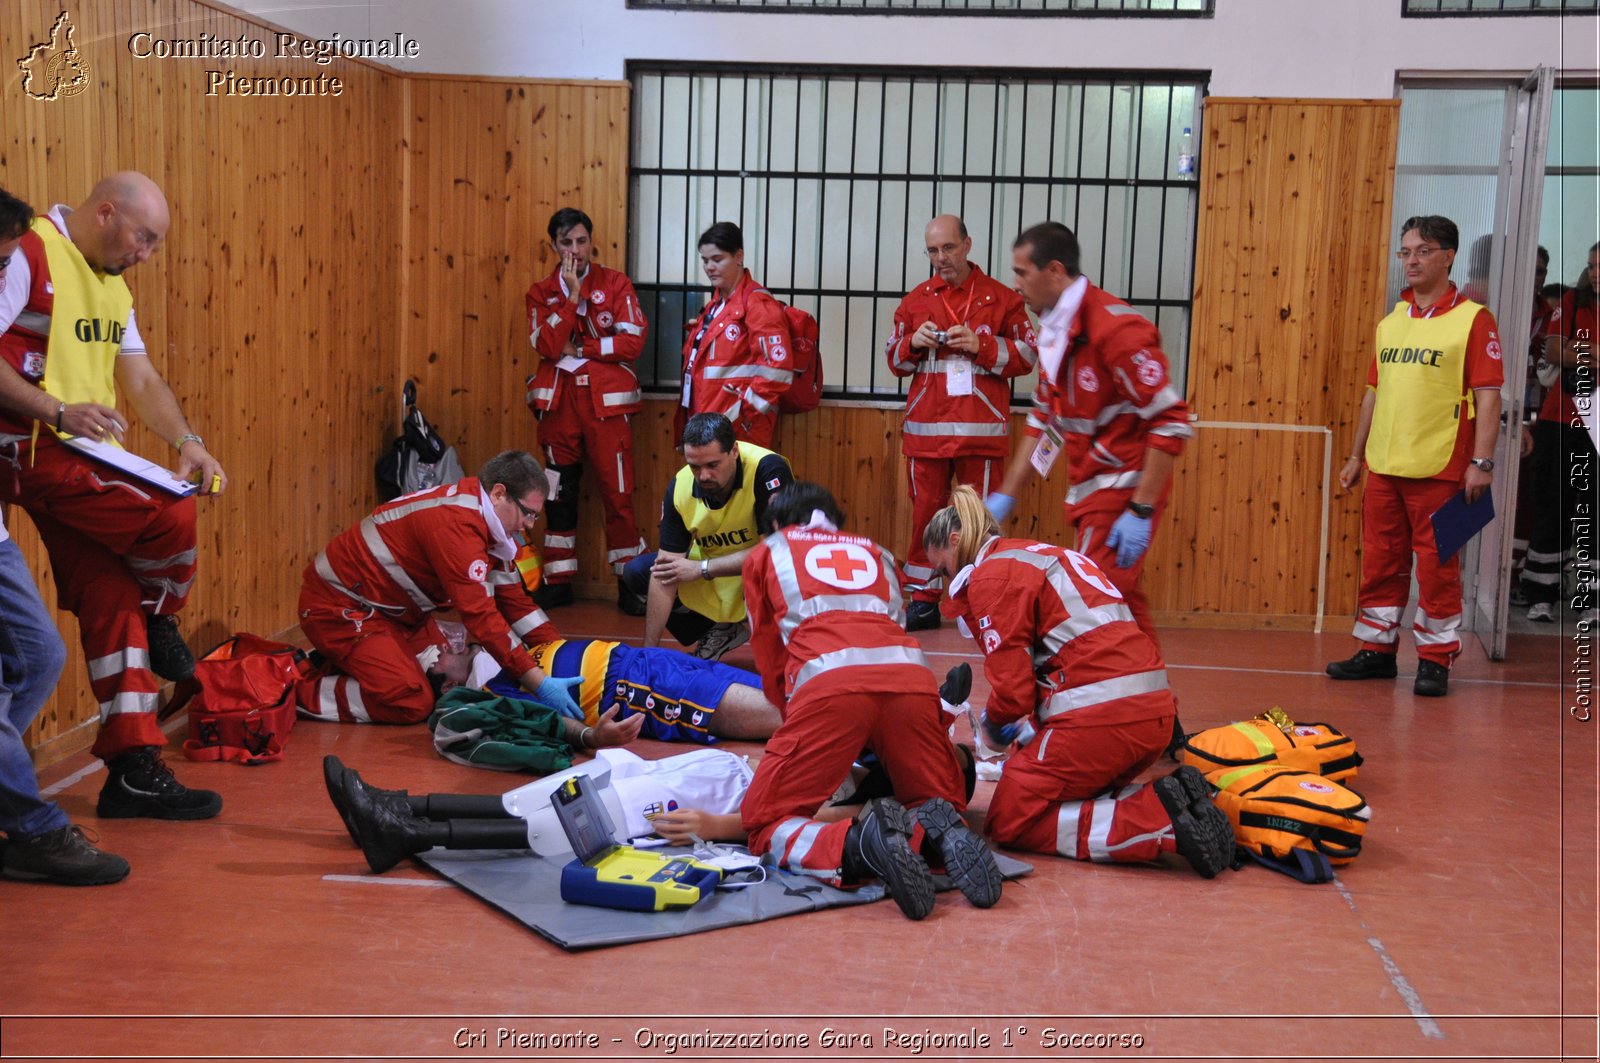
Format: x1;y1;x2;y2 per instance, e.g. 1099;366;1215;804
10;0;407;758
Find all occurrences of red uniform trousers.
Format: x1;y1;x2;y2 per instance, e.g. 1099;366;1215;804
1;438;198;759
986;701;1177;864
295;577;441;725
742;679;966;886
672;403;777;451
535;384;645;584
1071;493;1162;647
1354;472;1462;666
902;454;998;601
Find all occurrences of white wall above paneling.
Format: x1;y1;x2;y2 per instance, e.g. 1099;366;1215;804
226;0;1596;96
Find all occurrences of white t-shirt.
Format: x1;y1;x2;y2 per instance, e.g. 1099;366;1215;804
0;205;146;355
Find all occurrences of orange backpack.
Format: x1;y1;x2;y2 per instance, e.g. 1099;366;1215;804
1208;763;1371;883
1180;709;1362;782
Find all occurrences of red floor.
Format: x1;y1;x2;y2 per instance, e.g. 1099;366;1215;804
4;605;1595;1062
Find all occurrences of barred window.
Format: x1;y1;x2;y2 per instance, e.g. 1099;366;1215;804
628;0;1211;15
629;63;1204;401
1402;0;1596;15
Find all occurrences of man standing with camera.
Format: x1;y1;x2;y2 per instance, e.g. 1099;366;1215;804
885;215;1036;631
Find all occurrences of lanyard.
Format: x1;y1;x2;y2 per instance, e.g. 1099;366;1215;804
939;282;975;331
686;296;725;378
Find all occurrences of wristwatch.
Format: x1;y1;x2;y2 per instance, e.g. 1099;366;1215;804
1469;458;1495;472
1126;501;1156;519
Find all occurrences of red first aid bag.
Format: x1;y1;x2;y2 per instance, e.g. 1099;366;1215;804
777;303;823;413
167;635;310;765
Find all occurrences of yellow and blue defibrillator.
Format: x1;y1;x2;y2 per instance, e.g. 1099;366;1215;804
552;774;722;912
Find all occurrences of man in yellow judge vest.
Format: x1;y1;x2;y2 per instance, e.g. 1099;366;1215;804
624;413;794;661
1327;215;1504;698
0;173;227;819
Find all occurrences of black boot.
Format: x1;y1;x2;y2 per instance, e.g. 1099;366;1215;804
841;798;936;920
323;756;411;847
340;772;438;874
1153;770;1235;879
533;581;575;609
939;663;972;706
616;580;647;617
905;600;942;632
914;797;1002;908
98;747;221;820
1326;649;1398;681
146;614;195;682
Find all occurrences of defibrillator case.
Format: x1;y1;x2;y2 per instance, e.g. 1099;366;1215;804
552;774;722;912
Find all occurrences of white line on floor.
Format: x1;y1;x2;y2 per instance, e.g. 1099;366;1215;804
1335;875;1444;1040
322;874;453;888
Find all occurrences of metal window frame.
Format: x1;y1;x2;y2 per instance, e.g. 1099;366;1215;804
627;60;1207;404
1401;0;1596;17
627;0;1213;16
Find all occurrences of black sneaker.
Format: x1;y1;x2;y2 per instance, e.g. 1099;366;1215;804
939;663;972;707
146;614;195;682
1154;771;1235;879
2;825;130;886
1325;649;1398;681
97;747;222;820
533;581;575;610
905;600;942;632
341;772;432;874
841;797;936;920
913;797;1003;908
616;581;647;617
1413;660;1449;697
323;756;413;847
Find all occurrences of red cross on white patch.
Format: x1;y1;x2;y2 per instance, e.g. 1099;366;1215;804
804;542;878;590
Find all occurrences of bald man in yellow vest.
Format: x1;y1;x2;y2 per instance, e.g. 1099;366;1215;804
0;173;226;819
1328;215;1504;698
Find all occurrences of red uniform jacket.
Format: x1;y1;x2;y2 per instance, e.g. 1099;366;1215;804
303;477;557;676
682;272;794;440
947;537;1172;728
743;526;934;711
1027;285;1193;517
885;265;1038;459
525;262;646;418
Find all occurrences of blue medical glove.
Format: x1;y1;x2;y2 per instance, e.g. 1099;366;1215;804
532;674;585;720
979;710;1023;750
984;492;1017;523
1106;509;1153;569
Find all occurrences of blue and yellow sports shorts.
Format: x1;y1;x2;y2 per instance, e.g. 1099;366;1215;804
489;639;760;745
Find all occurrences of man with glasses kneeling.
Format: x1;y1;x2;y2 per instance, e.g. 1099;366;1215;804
297;450;592;729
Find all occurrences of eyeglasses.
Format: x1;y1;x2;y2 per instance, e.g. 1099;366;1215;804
512;497;540;520
1395;246;1441;262
925;243;962;259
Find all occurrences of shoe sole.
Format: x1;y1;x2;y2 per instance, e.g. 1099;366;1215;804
324;756;361;844
939;664;972;706
3;863;131;886
96;790;222;821
697;627;751;661
866;799;937;920
1325;667;1398;680
1171;765;1215;810
1413;681;1449;697
1154;775;1234;879
915;798;1003;908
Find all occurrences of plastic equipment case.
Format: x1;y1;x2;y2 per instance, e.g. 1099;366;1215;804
552;774;722;912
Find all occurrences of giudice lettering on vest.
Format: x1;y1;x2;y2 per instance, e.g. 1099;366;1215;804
695;529;754;549
73;318;125;344
1378;346;1445;367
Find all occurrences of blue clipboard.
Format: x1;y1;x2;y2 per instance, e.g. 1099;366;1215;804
1430;487;1494;563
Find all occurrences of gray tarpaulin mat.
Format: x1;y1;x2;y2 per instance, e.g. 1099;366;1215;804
417;847;1034;951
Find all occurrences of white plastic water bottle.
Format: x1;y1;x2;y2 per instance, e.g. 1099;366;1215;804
1177;126;1196;177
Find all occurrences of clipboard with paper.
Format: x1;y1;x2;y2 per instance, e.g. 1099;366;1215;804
62;436;199;497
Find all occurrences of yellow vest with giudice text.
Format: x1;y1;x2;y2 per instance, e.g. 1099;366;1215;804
1365;300;1479;479
34;217;131;439
671;442;777;623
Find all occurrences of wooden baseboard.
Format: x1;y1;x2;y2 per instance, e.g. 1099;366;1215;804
1150;611;1320;632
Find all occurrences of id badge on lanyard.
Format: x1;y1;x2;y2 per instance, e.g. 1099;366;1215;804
1030;424;1065;477
946;359;974;397
683;298;724;408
